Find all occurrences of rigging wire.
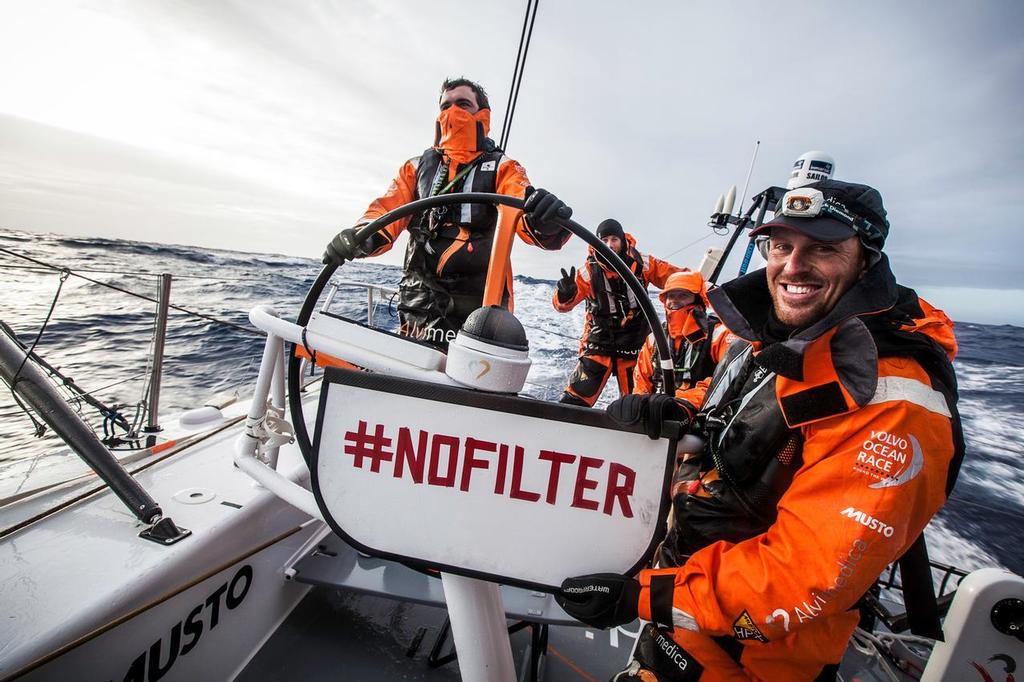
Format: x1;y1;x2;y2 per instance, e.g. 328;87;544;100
3;269;70;437
498;0;540;151
661;231;716;261
0;247;264;336
0;261;265;281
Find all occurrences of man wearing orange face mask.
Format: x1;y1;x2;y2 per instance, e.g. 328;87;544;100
323;78;570;349
632;270;736;407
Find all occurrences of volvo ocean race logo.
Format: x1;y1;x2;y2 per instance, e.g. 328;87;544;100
853;430;924;488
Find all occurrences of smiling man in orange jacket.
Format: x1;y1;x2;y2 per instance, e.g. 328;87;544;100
557;180;964;681
323;78;570;349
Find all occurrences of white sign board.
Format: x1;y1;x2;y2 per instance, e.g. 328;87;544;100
311;370;673;590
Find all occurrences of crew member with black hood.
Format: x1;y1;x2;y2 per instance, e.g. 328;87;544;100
553;218;683;406
556;180;964;681
323;78;570;349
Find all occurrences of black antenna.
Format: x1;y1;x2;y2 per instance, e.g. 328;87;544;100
499;0;539;151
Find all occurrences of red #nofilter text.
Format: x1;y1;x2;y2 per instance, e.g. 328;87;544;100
340;420;637;518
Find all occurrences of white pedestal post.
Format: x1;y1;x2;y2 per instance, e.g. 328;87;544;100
439;572;516;682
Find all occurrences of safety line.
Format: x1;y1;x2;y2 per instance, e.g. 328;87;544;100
0;260;266;281
0;247;264;336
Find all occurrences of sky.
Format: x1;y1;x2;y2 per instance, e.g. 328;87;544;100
0;0;1022;325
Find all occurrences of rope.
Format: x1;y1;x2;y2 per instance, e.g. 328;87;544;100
848;628;903;682
0;247;264;336
498;0;540;151
87;373;147;395
529;323;578;341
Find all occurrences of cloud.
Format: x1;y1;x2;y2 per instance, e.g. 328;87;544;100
1;0;1022;324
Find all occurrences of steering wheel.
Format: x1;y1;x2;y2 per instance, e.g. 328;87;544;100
287;192;676;462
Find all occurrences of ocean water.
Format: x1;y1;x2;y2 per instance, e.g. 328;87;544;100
1;228;1022;579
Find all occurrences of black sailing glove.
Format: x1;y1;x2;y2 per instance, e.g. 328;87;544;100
523;186;572;239
556;267;577;303
607;393;693;440
323;227;363;265
556;573;641;629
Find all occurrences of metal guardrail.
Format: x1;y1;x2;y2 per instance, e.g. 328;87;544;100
863;559;970;634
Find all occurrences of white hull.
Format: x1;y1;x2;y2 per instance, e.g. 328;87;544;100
0;395;324;682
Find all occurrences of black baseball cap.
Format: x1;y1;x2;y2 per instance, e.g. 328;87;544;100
750;179;890;249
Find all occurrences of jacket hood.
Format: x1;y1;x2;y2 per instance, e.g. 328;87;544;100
708;255;899;390
708;253;900;348
708;255;956;424
895;295;957;361
660;270;709;309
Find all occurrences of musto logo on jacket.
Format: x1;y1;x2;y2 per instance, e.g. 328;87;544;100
853;429;924;488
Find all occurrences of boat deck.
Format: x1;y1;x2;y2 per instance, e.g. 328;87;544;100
237;533;918;682
240;587;634;681
238;532;635;681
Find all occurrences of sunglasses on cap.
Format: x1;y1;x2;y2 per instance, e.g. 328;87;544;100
775;188;885;245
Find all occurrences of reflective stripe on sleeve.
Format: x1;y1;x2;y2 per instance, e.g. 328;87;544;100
868;376;951;417
672;607;700;632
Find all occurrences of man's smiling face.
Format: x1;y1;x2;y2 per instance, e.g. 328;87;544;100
765;226;866;329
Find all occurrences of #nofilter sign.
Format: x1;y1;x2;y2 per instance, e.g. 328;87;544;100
312;370;672;589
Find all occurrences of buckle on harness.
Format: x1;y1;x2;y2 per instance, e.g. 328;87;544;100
693;410;729;440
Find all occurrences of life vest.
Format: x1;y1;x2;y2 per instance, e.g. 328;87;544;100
411;146;503;237
651;315;721;393
582;249;651;356
658;284;965;569
399;145;507;340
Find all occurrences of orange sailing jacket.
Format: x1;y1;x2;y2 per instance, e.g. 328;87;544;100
347;107;568;347
552;234;682;357
632;315;736;401
635;257;963;681
353;108;564;311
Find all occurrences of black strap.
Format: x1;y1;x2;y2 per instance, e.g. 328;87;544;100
710;635;743;665
650;574;676;631
897;533;944;640
814;663;839;681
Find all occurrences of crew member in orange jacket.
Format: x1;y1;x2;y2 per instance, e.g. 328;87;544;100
553;218;683;406
556;180;964;681
632;270;736;408
323;78;570;349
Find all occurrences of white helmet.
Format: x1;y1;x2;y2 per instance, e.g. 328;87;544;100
786;150;836;189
